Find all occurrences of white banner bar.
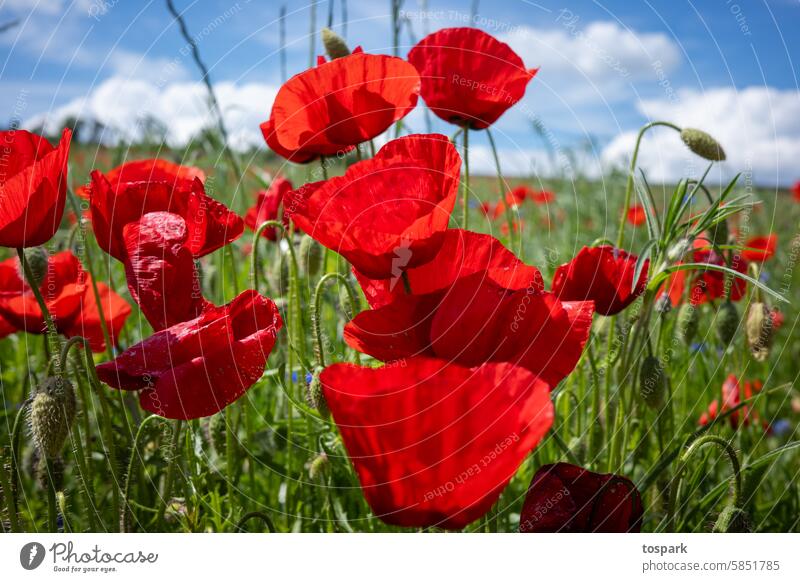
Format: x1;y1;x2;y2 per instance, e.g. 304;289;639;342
1;533;798;581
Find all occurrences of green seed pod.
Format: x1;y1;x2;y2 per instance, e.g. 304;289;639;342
713;505;751;533
29;376;76;459
18;247;50;288
321;27;351;60
639;356;666;409
680;128;726;162
676;303;699;343
308;452;330;480
299;235;324;277
716;301;739;346
746;302;773;362
207;410;227;456
305;368;329;419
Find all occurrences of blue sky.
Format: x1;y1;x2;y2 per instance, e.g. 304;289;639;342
2;0;799;184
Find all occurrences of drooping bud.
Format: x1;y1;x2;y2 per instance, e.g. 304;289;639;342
305;368;329;419
639;356;666;409
207;410;227;456
680;128;726;162
321;28;351;60
713;505;751;533
308;452;330;480
299;235;324;277
29;377;76;459
716;301;739;346
676;304;699;343
746;302;773;362
18;247;50;288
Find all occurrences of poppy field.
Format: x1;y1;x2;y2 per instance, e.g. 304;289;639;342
1;15;800;536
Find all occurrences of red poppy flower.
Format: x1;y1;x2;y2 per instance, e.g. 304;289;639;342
792;181;800;202
321;357;554;529
742;234;777;262
354;228;542;308
0;251;130;352
96;290;282;420
244;177;293;241
700;374;764;429
76;158;205;199
262;49;420;163
500;219;523;236
89;168;243;262
0;313;13;340
531;190;555;205
122;212;211;331
407;28;538;129
0;128;71;248
286;134;460;279
661;243;748;306
770;307;784;331
505;185;530;207
626;204;646;227
551;245;648;316
345;272;593;388
519;463;643;532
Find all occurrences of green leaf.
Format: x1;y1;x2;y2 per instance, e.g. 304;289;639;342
649;262;788;303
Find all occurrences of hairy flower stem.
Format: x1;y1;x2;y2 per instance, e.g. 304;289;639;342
486;128;518;253
312;273;360;368
664;435;742;531
45;457;58;531
159;419;183;528
7;400;28;529
461;127;470;230
0;452;20;531
17;248;61;371
120;415;161;532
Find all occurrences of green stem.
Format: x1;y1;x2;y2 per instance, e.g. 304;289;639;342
461;127;470;230
616;121;681;248
0;445;20;531
486;128;516;250
45;457;58;531
159;419;183;527
8;400;28;529
120;415;161;532
236;511;276;532
312;273;358;368
17;248;61;369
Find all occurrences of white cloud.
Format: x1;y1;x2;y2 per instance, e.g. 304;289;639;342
25;76;279;151
106;50;190;83
602;86;800;187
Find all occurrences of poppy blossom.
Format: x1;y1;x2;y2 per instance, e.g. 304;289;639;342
345;271;592;388
244;177;293;241
76;158;205;199
407;28;538;129
353;228;542;308
501;219;524;236
0;251;130;352
531;190;555;205
519;463;643;532
626;204;646;226
661;239;748;306
89;168;243;262
742;234;777;262
122;212;211;331
551;245;648;316
286;134;460;279
0;128;71;248
699;374;764;429
505;185;530;207
792;181;800;202
321;357;554;529
96;290;282;420
262;49;420;163
0;313;13;340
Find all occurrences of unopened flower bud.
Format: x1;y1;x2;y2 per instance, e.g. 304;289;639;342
305;368;329;419
639;356;666;409
29;376;76;459
19;247;50;288
321;28;351;60
713;505;751;533
716;301;739;346
308;452;330;480
676;304;699;343
746;302;773;362
299;235;324;277
680;128;726;162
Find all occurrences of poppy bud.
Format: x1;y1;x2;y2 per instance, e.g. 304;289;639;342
716;301;739;346
305;368;329;419
639;356;666;409
321;27;351;60
680;128;726;162
713;505;751;533
29;376;76;459
308;452;330;480
676;304;699;343
746;302;773;362
708;219;729;247
667;238;692;263
299;234;324;277
655;294;672;315
18;247;50;288
207;410;227;456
